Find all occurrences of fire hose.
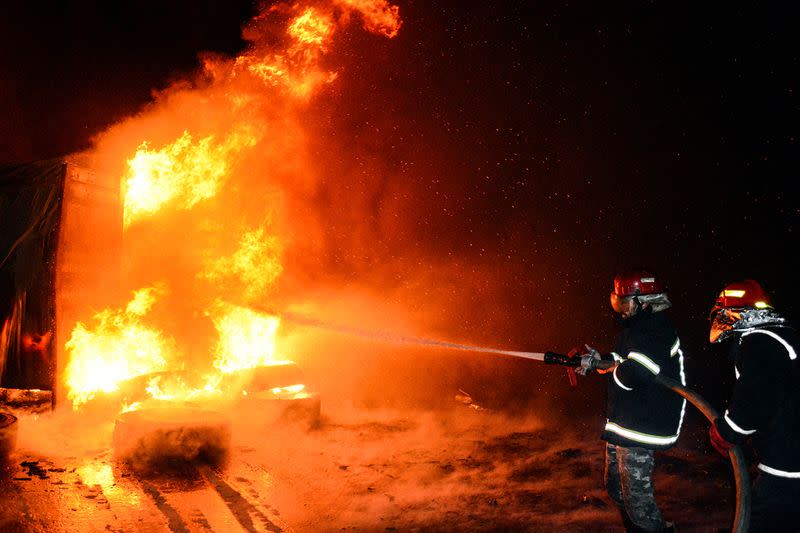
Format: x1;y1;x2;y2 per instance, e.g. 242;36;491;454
544;352;750;533
653;374;750;533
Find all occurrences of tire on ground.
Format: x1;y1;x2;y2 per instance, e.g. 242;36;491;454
113;407;231;472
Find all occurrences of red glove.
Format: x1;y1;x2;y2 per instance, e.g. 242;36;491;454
709;420;734;457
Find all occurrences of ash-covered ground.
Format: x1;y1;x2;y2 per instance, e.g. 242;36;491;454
1;397;736;532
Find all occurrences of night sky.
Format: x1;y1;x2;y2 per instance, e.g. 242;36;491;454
1;1;798;405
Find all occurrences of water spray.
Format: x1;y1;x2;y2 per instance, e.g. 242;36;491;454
272;308;548;361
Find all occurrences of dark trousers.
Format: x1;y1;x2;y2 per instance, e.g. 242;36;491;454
749;471;800;533
604;443;666;532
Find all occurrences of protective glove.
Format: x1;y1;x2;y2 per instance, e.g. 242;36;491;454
574;345;602;376
709;419;734;457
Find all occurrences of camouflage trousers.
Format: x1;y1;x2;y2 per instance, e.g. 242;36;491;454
604;443;666;532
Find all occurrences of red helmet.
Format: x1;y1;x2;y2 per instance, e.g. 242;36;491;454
612;270;665;297
709;279;773;319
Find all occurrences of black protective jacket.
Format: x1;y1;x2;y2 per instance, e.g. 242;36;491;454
717;324;800;478
601;311;687;450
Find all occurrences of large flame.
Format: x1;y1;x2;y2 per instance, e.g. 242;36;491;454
121;1;402;228
123;127;258;227
64;0;402;410
210;302;284;374
64;285;174;408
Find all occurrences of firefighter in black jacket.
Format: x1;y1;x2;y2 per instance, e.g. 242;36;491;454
707;280;800;533
589;270;685;533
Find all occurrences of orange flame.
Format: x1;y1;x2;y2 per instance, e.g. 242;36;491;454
235;6;338;100
64;285;174;408
200;224;283;302
143;373;222;403
209;302;284;374
65;0;403;411
123;127;258;227
288;7;335;49
335;0;402;38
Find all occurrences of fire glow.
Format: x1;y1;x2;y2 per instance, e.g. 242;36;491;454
123;127;258;228
64;285;173;407
63;0;402;411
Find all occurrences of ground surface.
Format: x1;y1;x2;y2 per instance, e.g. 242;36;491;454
1;404;736;532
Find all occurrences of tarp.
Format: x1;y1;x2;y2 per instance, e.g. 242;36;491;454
0;159;66;392
0;159;121;404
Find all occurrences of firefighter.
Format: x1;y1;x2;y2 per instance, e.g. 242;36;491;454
707;280;800;533
587;270;685;532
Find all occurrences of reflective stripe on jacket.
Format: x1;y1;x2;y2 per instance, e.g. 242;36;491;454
717;326;800;474
602;311;686;450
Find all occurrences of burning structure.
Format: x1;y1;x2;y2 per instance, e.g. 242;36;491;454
0;2;401;484
2;1;400;419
